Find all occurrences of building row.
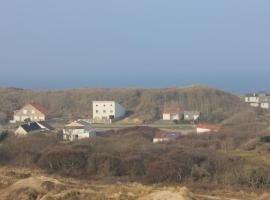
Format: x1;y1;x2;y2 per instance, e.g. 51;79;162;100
245;92;270;109
162;108;200;122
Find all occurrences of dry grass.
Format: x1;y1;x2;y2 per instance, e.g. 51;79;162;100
0;166;268;200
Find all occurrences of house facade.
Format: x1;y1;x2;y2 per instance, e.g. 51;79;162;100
15;121;52;136
92;101;126;122
183;111;200;121
245;92;270;109
162;108;181;121
11;103;48;123
63;120;96;141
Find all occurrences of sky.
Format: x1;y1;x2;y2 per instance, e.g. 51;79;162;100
0;0;269;93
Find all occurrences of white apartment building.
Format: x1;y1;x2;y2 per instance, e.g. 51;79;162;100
92;101;126;122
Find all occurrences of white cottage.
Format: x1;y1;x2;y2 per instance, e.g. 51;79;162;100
162;108;181;121
63;120;96;141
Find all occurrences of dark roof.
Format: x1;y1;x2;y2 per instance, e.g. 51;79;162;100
154;131;180;140
20;122;42;133
246;92;269;97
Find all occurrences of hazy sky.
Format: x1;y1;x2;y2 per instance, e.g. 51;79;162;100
0;1;269;93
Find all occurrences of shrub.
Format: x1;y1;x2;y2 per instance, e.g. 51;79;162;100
260;135;270;143
0;131;8;142
38;147;87;175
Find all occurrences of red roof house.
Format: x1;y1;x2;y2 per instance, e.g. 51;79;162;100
196;124;220;134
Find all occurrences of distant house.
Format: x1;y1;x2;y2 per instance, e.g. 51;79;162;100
183;111;200;121
196;124;220;134
63;120;96;141
10;103;49;123
153;131;180;143
15;121;53;136
162;108;181;121
92;101;126;123
245;92;270;109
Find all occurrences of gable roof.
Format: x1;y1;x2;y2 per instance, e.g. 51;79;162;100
65;120;92;129
28;103;49;116
163;108;180;114
37;121;54;130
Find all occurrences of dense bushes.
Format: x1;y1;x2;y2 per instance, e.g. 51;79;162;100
0;127;270;189
260;135;270;143
38;147;87;174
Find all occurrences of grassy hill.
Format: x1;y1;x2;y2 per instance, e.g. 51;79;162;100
0;85;251;123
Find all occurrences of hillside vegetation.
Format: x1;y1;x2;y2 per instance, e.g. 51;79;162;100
1;125;270;190
0;85;250;123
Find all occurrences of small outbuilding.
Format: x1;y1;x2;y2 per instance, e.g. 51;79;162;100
63;120;96;141
153;131;180;143
196;124;220;134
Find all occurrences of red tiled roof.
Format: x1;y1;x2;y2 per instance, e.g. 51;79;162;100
29;103;49;116
163;108;180;114
196;124;220;131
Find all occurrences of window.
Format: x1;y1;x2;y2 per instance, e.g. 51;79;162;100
110;110;113;113
96;104;98;107
103;110;106;113
32;110;35;114
23;110;27;114
103;104;106;107
96;110;99;113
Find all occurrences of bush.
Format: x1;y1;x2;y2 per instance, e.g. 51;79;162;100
38;147;87;175
260;135;270;143
0;131;8;142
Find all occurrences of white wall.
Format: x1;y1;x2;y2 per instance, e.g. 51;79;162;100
245;96;259;103
163;113;171;120
261;103;270;109
93;101;125;120
163;113;179;121
197;128;211;134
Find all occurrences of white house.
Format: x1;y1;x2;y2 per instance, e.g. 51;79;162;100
92;101;126;123
245;92;270;109
183;111;200;121
63;120;96;141
10;103;48;123
162;108;181;121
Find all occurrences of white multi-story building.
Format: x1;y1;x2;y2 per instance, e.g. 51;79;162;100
245;92;270;109
92;101;126;122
